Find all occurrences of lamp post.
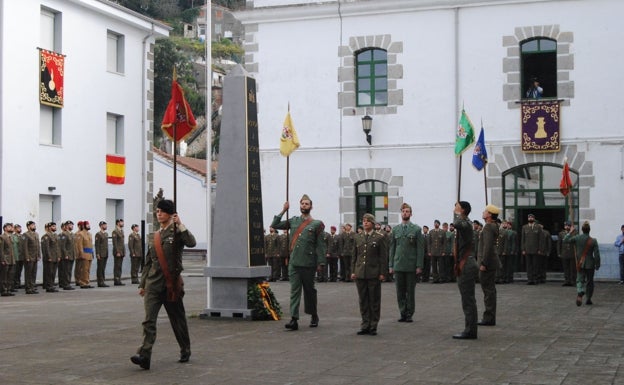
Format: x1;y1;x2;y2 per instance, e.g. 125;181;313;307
362;115;372;145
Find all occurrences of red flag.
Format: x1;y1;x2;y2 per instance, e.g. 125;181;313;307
106;155;126;184
161;74;197;143
560;161;573;196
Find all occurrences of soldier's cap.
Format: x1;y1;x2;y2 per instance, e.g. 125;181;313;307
300;194;312;204
65;220;74;225
83;220;90;226
157;199;176;215
132;224;139;229
330;226;336;231
26;221;35;226
116;219;124;224
564;221;572;226
528;213;535;218
3;222;12;229
344;223;352;228
48;222;56;227
434;219;440;225
362;213;376;223
485;204;500;215
14;224;21;228
99;221;107;226
582;221;591;233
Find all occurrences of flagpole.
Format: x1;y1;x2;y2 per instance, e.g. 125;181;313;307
483;163;488;205
457;154;462;202
173;122;178;239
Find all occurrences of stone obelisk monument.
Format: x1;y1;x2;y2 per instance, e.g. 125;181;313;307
202;65;269;319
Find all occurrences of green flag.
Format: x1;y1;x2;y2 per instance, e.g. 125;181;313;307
455;109;475;155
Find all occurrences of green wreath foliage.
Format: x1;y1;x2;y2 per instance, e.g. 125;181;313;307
247;279;282;321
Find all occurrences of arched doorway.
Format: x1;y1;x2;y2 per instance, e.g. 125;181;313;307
502;162;578;272
355;179;388;227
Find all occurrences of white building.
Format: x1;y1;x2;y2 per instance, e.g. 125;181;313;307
237;0;624;278
0;1;168;231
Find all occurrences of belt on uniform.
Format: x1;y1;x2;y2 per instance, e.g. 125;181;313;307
83;248;93;253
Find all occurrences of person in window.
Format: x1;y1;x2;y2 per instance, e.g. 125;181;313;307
526;77;543;99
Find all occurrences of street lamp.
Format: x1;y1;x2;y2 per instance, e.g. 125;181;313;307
361;115;372;145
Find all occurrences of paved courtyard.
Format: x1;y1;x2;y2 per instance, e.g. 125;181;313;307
1;260;623;385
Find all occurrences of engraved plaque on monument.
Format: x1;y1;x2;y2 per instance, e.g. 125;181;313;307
202;65;270;319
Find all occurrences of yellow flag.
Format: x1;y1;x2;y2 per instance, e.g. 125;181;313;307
279;111;300;157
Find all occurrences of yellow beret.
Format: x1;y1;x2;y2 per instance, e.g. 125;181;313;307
485;204;500;215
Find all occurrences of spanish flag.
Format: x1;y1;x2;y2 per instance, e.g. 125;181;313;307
106;155;126;184
279;110;300;157
161;70;197;143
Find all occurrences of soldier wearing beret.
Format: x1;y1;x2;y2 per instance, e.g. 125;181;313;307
325;226;341;282
339;223;356;282
389;203;424;323
428;220;446;283
74;221;95;288
352;213;388;335
477;205;500;326
264;227;280;282
0;223;16;296
271;194;326;331
452;201;478;340
522;214;543;285
58;221;76;291
131;199;196;370
95;221;110;287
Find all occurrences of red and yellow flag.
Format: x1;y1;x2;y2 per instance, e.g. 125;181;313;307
161;71;197;143
560;160;573;196
106;155;126;184
279;110;300;157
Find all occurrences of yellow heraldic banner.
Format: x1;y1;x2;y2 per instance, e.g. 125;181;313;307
279;110;300;157
106;155;126;184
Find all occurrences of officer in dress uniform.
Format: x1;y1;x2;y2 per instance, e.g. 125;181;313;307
75;221;95;289
1;223;16;296
558;221;576;286
478;205;500;326
452;202;478;340
264;227;280;282
326;226;341;282
58;221;76;290
41;222;62;292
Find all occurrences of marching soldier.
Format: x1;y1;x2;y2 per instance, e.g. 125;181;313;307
564;222;600;306
128;224;143;284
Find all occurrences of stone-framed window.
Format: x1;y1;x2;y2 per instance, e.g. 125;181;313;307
502;25;574;108
339;35;403;117
521;37;557;99
355;48;388;107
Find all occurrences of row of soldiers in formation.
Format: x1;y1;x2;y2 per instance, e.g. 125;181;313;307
0;219;144;296
264;213;577;286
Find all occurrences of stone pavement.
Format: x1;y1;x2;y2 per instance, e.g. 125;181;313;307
1;260;624;385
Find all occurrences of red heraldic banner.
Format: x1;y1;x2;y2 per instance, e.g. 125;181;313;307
39;49;64;108
521;100;561;153
106;155;126;185
161;78;197;142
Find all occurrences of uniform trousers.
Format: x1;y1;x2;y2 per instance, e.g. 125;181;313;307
269;257;281;281
525;253;539;283
58;258;73;288
43;260;58;289
13;260;23;289
0;263;13;293
279;257;289;280
138;286;190;360
457;256;478;336
394;270;417;318
504;254;516;283
113;256;124;284
326;257;338;281
478;268;497;323
561;257;576;285
421;255;431;282
96;257;108;285
355;277;382;331
24;260;37;292
576;268;595;299
619;254;624;281
74;259;83;285
288;265;317;319
130;257;142;283
340;256;352;281
77;259;92;286
431;255;443;282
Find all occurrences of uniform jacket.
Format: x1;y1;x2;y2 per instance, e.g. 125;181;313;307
112;228;125;257
41;231;61;262
445;231;455;255
22;230;41;262
389;222;424;272
339;231;355;257
75;230;94;261
1;233;14;264
427;228;446;255
11;234;22;262
264;232;280;258
479;222;499;271
271;214;327;267
351;231;388;279
95;231;109;258
496;226;507;256
453;214;474;263
326;233;341;258
140;223;196;292
128;232;142;257
522;223;543;254
277;233;289;258
59;230;75;261
564;232;600;270
557;230;576;259
541;229;552;256
506;230;518;255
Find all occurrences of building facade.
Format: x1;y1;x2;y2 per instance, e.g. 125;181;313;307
237;0;624;278
0;0;168;234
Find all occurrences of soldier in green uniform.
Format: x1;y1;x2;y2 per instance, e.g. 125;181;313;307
446;223;456;282
11;224;23;291
22;221;41;294
58;221;76;290
264;227;280;282
389;203;424;323
452;201;478;340
271;194;326;331
326;226;341;282
428;220;446;283
41;222;61;292
557;221;576;286
564;221;600;306
128;224;143;284
504;221;518;284
95;221;110;287
421;225;430;283
522;214;543;285
478;205;500;326
1;223;16;296
352;213;387;335
278;230;289;281
339;223;356;282
131;199;196;370
112;219;126;286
